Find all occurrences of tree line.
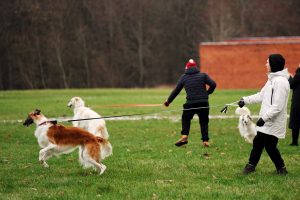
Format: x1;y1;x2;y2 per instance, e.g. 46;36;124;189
0;0;299;89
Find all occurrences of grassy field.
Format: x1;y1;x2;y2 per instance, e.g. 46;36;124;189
0;89;299;200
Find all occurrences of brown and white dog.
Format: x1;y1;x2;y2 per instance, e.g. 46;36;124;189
23;109;112;175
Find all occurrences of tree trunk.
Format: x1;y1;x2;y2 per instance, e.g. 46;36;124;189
35;37;47;88
137;18;144;87
80;32;90;88
54;36;69;88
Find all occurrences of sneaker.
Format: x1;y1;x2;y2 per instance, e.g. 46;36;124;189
277;167;288;175
203;141;209;147
243;164;255;175
175;136;188;147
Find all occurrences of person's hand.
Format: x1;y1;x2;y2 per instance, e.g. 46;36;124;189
256;118;265;127
238;99;245;108
164;101;169;107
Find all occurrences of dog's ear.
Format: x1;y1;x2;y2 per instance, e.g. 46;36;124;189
34;109;41;115
248;115;252;121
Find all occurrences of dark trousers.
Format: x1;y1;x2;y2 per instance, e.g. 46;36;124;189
292;128;299;144
181;102;209;142
249;131;285;169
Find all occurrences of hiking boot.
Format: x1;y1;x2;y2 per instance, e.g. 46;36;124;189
277;167;288;175
243;164;255;175
203;141;209;147
175;135;188;147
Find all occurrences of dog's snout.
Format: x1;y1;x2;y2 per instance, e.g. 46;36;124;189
23;121;29;127
23;116;34;127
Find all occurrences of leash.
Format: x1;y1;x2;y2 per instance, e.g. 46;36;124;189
0;101;241;124
66;112;156;122
220;101;239;114
49;101;239;123
55;106;210;123
93;104;162;108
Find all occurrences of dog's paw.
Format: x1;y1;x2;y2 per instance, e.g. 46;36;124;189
40;160;49;168
244;138;253;144
43;163;49;168
99;164;107;175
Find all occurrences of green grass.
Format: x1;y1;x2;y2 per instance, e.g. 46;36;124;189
0;89;299;199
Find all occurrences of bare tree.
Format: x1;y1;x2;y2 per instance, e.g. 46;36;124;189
35;36;47;88
0;0;299;89
54;35;69;88
201;0;240;41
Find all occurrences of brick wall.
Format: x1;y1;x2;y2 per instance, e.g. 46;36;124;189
199;37;300;89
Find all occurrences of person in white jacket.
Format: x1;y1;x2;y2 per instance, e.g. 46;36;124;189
238;54;290;175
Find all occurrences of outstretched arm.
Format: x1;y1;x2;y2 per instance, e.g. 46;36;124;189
165;76;184;106
243;83;267;105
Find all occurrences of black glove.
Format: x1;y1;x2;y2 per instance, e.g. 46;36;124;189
164;101;170;107
238;99;245;108
256;118;265;127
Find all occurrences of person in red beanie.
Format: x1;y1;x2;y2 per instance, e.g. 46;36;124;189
164;59;216;147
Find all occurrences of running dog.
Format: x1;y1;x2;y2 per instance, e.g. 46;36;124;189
67;97;109;139
235;107;257;144
23;109;112;175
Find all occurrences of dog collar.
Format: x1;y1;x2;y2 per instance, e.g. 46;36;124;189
38;120;57;126
38;121;48;126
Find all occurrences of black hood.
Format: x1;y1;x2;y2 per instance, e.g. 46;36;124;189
185;67;200;74
269;54;285;73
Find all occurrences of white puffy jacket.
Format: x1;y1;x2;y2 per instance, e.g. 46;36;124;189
243;68;290;139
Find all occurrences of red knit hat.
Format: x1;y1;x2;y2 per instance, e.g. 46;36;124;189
185;59;197;69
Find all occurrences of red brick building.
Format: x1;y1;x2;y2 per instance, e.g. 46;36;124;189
199;37;300;89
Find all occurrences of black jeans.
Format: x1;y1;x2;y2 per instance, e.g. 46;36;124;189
291;128;299;144
249;131;285;169
181;102;209;142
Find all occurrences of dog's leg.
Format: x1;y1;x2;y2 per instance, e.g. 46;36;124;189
245;137;252;144
78;146;84;166
78;146;91;168
39;143;56;168
85;157;106;175
72;114;80;127
99;163;107;175
249;135;255;144
82;144;106;175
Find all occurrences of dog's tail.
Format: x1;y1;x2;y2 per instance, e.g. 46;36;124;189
96;136;113;160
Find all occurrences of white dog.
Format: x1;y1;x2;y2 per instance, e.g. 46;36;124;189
23;109;112;175
235;107;257;144
67;97;109;139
